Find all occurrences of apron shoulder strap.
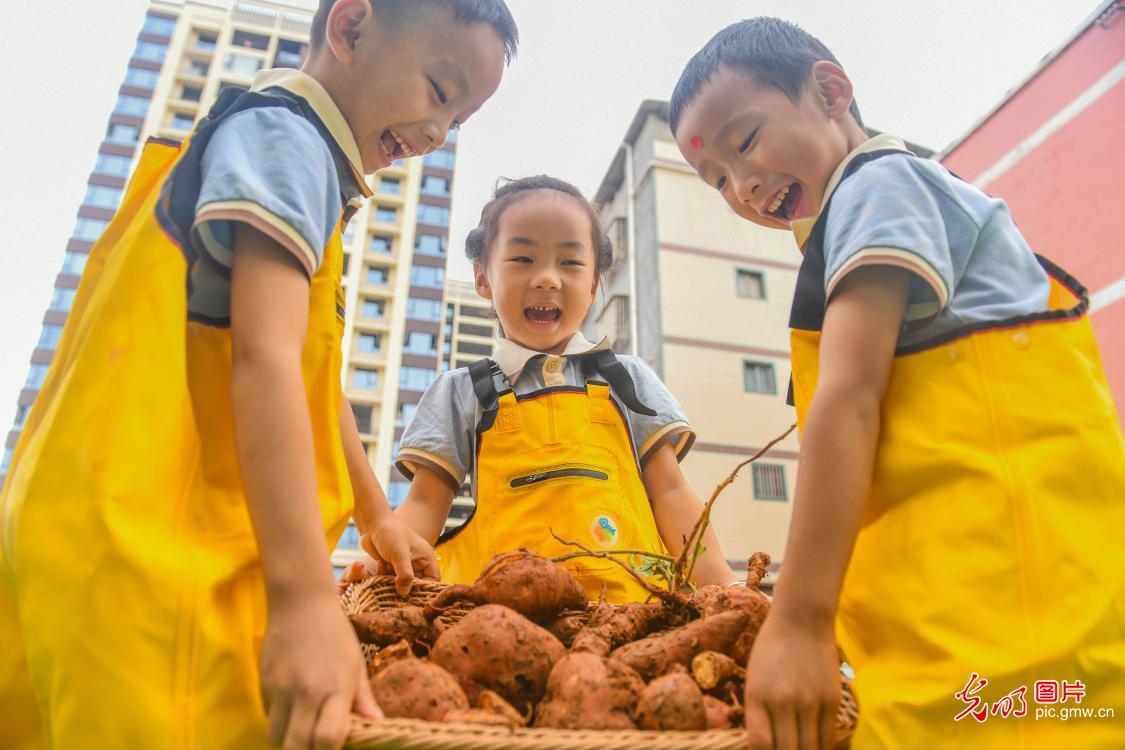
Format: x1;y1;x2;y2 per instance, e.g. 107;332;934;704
584;349;657;417
468;359;504;431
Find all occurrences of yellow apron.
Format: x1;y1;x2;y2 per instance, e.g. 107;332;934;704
0;88;354;749
436;353;668;603
789;150;1125;748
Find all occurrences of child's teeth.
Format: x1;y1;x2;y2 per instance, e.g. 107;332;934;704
768;184;790;214
391;132;415;157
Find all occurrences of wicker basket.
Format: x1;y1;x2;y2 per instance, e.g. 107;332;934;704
341;576;858;750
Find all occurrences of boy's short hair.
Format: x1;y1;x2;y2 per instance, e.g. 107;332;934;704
310;0;518;62
670;17;863;134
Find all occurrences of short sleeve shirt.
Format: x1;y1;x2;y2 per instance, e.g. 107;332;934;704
396;349;695;490
184;69;370;322
819;148;1049;348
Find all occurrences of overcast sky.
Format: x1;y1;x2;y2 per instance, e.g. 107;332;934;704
0;0;1097;429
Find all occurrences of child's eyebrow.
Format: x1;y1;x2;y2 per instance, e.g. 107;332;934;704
506;237;537;246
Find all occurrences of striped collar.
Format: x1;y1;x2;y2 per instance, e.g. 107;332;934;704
493;332;611;382
789;133;907;250
250;68;372;199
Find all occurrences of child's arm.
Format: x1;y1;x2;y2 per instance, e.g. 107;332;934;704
230;225;377;750
338;405;440;591
643;442;738;587
743;265;909;750
393;465;457;546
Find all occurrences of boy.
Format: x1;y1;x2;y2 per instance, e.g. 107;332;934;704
670;17;1125;750
0;1;515;749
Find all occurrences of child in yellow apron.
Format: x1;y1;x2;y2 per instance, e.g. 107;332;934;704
669;18;1125;747
392;175;740;603
0;67;455;748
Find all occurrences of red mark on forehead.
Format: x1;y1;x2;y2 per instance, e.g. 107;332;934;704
690;135;703;150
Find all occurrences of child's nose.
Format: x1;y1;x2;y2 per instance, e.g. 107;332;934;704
422;122;445;151
733;172;761;206
532;269;561;289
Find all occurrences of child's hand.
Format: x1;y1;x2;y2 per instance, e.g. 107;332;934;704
335;558;377;594
744;609;840;750
361;516;441;596
260;591;381;750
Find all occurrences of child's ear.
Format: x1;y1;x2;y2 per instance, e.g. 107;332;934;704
810;61;854;120
473;261;493;300
324;0;371;63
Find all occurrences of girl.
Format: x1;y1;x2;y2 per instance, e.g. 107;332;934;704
389;175;738;602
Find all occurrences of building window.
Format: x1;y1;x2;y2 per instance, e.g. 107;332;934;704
84;185;123;209
375;206;397;223
123;67;160;90
736;269;766;299
274;39;307;68
423;150;455;169
400;367;437;391
387;480;410;507
62;252;89;276
180;85;203;102
38;325;64;350
369;235;391;253
106;123;140;145
13;404;31;430
417;204;450;227
445;128;458;145
421;175;451;197
395;402;418;428
94;153;132;177
458;322;492;338
185;58;210;77
404;331;437;355
49;288;77;312
351;403;373;434
743;361;777;395
458;341;492;357
142;14;177;37
361;299;385;319
1;447;12;474
133;41;167;62
170;111;195;131
415;234;446;256
342;222;357;246
73;218;109;242
338;522;360;550
115;95;150;117
194;31;218;51
358;333;381;353
26;364;50;389
406;297;442;321
365;266;389;285
352;368;378;390
380;177;400;194
232;30;270;50
410;265;443;288
752;463;788;501
342;252;350;275
224;52;264;77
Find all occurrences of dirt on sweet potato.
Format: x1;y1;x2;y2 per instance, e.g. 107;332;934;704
368;654;468;721
635;671;707;731
534;652;645;730
431;604;565;714
609;609;749;681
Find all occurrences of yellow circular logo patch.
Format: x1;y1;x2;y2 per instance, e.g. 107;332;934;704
591;514;619;548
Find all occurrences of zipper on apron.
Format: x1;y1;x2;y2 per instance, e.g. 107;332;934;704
510;468;609;488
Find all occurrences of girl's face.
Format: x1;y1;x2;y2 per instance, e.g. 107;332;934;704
474;190;598;355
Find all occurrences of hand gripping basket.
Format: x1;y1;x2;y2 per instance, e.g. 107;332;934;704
340;576;859;750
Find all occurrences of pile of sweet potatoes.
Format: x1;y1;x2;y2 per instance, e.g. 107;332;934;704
343;549;773;731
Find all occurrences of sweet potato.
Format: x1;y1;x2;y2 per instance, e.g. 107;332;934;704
691;651;745;692
635;671;706;731
570;600;671;656
702;694;741;729
445;689;526;727
431;604;565;713
610;609;749;681
425;550;587;624
350;606;441;648
369;655;468;721
442;709;516;727
546;613;587;648
534;652;645;730
366;639;413;678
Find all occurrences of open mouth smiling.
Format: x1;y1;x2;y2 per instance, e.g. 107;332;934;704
764;182;803;222
524;305;561;326
379;129;418;162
